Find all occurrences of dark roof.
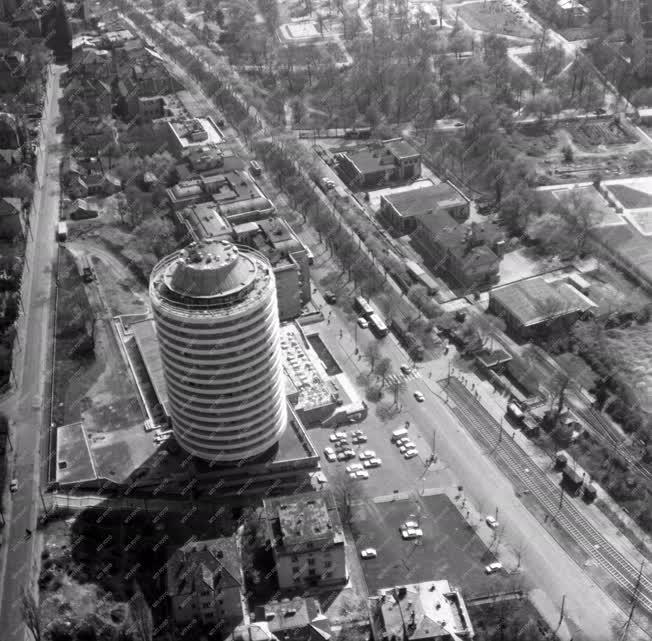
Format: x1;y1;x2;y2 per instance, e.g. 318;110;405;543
384;138;420;159
167;536;242;597
256;597;332;640
491;278;594;327
0;197;21;217
384;183;468;218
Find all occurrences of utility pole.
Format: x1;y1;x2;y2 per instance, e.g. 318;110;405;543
620;560;645;641
559;594;566;626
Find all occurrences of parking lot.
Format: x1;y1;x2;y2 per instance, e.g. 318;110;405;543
352;494;517;597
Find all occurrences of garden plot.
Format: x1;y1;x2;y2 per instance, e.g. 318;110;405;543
456;1;537;38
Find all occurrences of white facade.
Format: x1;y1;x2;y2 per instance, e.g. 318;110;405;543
150;240;287;462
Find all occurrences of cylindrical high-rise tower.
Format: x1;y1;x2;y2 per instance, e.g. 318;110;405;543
150;239;287;462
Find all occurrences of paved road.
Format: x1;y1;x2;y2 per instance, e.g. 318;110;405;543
316;305;640;640
0;64;64;641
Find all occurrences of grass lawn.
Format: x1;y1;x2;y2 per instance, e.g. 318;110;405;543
354;494;517;596
468;597;556;640
457;1;537;38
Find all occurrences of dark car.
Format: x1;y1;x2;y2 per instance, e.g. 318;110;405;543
324;291;337;304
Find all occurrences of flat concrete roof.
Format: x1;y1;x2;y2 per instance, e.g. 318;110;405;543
56;422;96;484
131;319;169;415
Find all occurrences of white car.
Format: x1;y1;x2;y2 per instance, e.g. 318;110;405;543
359;450;376;460
357;317;369;329
352;434;368;444
9;478;18;492
404;449;419;459
355;470;369;480
396;437;410;447
413;391;425;402
400;527;423;540
334;431;347;440
342;449;356;460
352;429;365;437
400;364;412;375
346;463;364;473
336;451;348;462
402;520;419;529
399;441;416;453
329;433;340;442
360;548;377;559
486;516;499;529
364;457;382;468
485;562;503;574
324;447;336;462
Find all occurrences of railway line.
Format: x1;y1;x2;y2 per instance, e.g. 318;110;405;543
442;377;652;617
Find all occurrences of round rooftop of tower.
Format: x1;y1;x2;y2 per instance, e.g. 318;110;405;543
165;240;256;299
151;240;274;314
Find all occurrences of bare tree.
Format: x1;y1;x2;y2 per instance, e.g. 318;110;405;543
388;377;407;406
21;589;41;641
332;470;363;527
128;589;153;641
363;342;381;372
374;357;393;388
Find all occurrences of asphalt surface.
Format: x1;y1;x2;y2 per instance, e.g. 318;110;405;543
0;64;64;640
314;298;637;640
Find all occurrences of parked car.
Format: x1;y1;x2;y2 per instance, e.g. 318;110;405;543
354;470;369;480
352;430;365;437
400;363;412;375
334;431;347;439
402;520;419;529
485;562;503;574
364;457;382;468
486;515;499;529
357;317;369;329
404;449;419;459
360;548;377;559
329;433;340;442
359;450;376;460
396;437;410;447
399;441;416;453
324;291;337;304
336;452;348;462
10;479;18;492
413;391;425;402
346;463;364;473
343;449;356;460
324;447;336;462
400;526;423;539
352;434;368;444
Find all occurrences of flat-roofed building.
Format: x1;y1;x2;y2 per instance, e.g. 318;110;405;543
370;580;475;641
264;491;347;589
164;116;225;156
380;181;470;234
338;138;421;188
488;276;597;339
177;202;233;242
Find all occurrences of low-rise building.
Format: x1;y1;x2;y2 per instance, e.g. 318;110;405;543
67;198;99;220
370;580;475;641
0;112;20;149
0;197;22;240
186;144;244;173
338;138;421;188
264;491;347;589
67;77;113;117
380;181;470;234
252;597;332;641
163;117;225;156
0;50;25;92
177;202;233;242
167;536;246;630
71;45;112;77
413;215;504;291
488;277;598;339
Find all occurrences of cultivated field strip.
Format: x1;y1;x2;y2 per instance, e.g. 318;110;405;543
442;377;652;613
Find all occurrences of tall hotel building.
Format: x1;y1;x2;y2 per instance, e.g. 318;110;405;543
150;239;287;462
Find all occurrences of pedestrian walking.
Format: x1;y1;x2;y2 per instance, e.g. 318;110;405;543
339;329;343;339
